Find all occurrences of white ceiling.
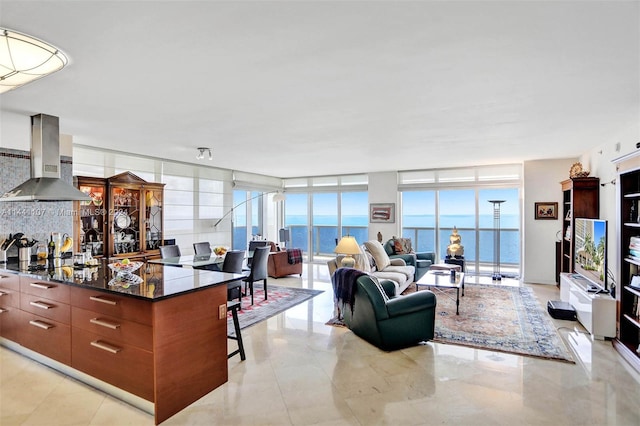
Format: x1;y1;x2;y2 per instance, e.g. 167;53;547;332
1;1;638;178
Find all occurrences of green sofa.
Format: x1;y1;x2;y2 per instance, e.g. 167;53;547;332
343;274;437;351
383;239;435;281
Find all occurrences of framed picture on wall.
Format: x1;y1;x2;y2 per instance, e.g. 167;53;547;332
370;203;395;223
535;202;558;220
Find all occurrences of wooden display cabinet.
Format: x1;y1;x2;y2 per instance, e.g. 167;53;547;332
75;177;107;257
75;172;164;261
560;177;600;275
613;151;640;373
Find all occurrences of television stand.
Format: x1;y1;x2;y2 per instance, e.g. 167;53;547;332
559;273;616;340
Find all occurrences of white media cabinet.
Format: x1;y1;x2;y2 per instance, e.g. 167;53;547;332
559;272;616;340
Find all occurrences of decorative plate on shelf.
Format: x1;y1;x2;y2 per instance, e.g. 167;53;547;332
114;211;131;229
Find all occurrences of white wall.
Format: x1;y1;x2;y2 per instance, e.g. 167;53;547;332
367;171;399;243
523;159;576;284
0;111;73;155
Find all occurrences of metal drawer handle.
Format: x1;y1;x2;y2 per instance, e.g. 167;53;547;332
89;296;117;306
90;318;120;330
90;340;121;354
0;308;7;313
29;319;54;330
0;291;6;296
30;282;53;290
0;275;8;279
30;301;53;310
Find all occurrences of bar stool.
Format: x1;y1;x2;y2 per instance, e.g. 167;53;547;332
227;301;246;361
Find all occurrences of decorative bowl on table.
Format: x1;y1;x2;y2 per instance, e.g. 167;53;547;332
108;261;143;275
213;246;227;256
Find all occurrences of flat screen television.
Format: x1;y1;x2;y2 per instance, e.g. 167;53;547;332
573;218;608;292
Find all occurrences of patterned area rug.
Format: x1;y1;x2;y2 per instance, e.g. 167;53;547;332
406;283;574;363
227;285;323;336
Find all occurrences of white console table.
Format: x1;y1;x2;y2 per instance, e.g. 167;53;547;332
559;272;616;340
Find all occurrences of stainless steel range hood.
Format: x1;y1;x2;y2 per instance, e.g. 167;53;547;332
0;114;91;202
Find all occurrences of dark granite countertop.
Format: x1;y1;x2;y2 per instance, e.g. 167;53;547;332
0;258;245;301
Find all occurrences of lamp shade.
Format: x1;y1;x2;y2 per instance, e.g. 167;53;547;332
0;28;68;94
334;236;360;255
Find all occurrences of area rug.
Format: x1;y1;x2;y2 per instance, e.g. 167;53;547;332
406;283;574;363
227;285;323;336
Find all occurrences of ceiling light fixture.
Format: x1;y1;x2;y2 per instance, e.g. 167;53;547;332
196;147;212;160
0;27;68;94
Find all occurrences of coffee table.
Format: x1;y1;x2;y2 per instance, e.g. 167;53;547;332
416;270;464;315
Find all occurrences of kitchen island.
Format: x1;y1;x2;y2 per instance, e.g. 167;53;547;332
0;259;245;424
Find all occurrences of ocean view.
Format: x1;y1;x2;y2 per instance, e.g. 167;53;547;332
279;214;520;264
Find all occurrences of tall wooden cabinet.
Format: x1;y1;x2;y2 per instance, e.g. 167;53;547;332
560;177;600;275
75;172;165;261
613;152;640;373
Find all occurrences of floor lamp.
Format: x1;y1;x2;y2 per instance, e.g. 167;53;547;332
489;200;506;281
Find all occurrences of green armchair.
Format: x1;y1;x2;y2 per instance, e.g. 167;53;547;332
343;274;437;351
383;238;435;281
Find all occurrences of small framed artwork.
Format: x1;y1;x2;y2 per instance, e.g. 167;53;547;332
535;202;558;220
370;203;395;223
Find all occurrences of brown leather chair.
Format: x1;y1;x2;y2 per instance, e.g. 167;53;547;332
268;249;303;278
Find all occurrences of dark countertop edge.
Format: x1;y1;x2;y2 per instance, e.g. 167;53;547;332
0;265;245;302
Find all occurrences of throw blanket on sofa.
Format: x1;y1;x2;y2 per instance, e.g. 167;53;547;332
328;268;368;326
287;248;303;264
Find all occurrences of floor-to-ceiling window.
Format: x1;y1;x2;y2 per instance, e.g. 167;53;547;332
479;188;520;277
284;192;309;255
232;189;269;251
438;189;476;267
312;192;338;257
283;175;368;261
401;191;436;252
341;191;368;243
400;165;522;277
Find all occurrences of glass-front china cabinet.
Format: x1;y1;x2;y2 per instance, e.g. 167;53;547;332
75;172;165;261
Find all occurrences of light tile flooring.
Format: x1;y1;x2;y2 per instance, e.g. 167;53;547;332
2;264;640;425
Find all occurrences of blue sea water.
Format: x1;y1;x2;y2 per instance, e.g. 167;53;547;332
273;214;520;264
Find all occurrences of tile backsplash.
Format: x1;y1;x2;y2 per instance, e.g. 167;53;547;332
0;148;74;258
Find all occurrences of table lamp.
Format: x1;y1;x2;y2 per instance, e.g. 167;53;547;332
334;236;360;268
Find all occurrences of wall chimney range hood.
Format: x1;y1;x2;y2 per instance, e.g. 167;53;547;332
0;114;91;202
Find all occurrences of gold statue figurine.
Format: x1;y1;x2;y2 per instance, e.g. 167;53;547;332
447;227;464;258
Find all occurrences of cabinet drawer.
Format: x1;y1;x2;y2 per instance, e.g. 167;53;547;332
0;283;20;309
71;306;152;351
0;305;21;342
20;276;70;304
72;327;154;401
0;272;20;291
71;287;151;326
21;293;70;324
19;310;71;365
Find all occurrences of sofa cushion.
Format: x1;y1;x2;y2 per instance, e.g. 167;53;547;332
364;240;391;271
384;265;415;281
